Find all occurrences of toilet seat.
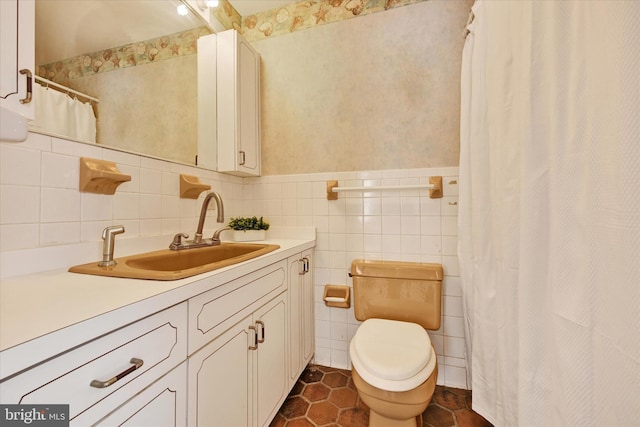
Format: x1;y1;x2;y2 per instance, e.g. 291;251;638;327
350;318;436;392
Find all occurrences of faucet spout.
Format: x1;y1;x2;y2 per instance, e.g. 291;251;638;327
194;192;225;243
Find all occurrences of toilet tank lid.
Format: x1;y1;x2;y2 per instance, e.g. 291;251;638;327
350;259;443;281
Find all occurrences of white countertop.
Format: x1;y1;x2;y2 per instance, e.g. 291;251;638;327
0;229;315;380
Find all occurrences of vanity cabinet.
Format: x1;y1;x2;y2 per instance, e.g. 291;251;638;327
288;250;315;387
0;241;316;427
198;29;261;177
187;260;289;427
188;293;287;427
0;0;35;120
0;302;188;426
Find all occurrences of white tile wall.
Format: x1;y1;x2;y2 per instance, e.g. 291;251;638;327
0;134;468;389
242;168;468;389
0;133;244;253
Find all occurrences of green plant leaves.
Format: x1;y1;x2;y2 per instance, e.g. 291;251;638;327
228;216;270;231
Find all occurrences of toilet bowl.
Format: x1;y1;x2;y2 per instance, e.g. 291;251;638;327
352;364;437;427
349;260;443;427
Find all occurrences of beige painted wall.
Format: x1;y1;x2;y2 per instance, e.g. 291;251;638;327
253;0;472;175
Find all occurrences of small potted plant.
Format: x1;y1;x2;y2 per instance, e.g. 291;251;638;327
228;216;270;242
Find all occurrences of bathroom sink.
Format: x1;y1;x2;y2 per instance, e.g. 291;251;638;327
69;243;280;280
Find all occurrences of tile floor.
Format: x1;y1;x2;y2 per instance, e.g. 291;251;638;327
271;365;493;427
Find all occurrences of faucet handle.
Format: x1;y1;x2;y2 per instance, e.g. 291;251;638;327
212;227;230;243
169;233;189;250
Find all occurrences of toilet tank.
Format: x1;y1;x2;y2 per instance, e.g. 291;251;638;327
350;259;443;330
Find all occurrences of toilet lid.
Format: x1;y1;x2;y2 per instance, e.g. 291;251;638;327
350;318;436;392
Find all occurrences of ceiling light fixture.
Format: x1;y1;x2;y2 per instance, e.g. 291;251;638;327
177;4;189;15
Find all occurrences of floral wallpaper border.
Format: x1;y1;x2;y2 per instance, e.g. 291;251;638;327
220;0;429;42
38;27;212;83
213;0;242;32
38;0;427;83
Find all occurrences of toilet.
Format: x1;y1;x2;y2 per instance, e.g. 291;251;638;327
349;259;443;427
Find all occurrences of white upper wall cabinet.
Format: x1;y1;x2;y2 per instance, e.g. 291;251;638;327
218;29;262;177
0;0;35;141
197;34;218;170
199;29;261;177
0;0;35;119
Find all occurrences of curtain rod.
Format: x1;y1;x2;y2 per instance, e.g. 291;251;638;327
326;176;443;200
34;75;100;104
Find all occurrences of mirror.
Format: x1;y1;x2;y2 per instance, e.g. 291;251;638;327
34;0;212;165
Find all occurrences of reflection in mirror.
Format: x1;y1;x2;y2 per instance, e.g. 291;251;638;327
33;0;212;165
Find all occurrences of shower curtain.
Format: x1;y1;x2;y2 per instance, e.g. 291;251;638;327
31;83;96;143
458;1;639;426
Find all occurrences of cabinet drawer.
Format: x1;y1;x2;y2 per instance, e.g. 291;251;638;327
96;362;187;426
189;260;287;354
0;302;187;426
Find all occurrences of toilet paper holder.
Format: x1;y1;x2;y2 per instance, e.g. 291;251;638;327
323;285;350;308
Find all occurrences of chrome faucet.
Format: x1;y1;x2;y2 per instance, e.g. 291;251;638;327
169;192;226;250
194;191;224;243
99;225;125;267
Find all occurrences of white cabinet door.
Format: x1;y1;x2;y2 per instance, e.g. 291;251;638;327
0;0;35;120
196;33;217;170
300;251;315;363
188;316;252;427
287;255;303;386
236;39;260;175
254;295;288;427
188;292;288;427
216;29;261;177
287;251;315;387
96;362;187;427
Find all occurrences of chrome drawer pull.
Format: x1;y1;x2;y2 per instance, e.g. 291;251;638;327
19;69;32;105
248;325;258;350
256;320;265;343
90;358;144;388
298;257;309;275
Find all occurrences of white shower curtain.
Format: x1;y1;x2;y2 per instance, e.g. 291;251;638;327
31;83;96;143
458;1;639;426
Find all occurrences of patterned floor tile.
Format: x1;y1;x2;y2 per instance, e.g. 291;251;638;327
272;365;493;427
